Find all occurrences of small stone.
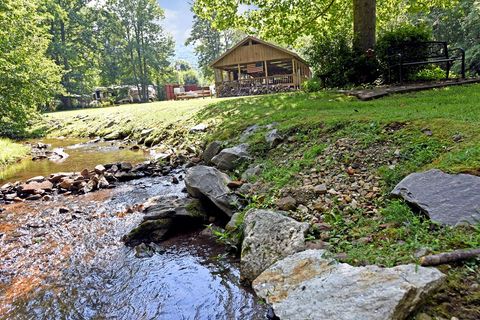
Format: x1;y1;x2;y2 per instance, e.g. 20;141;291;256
94;165;106;174
297;204;309;214
120;162;133;171
190;157;201;164
130;145;140;151
306;240;331;250
80;169;90;178
328;188;337;195
26;194;42;201
171;176;179;184
59;207;70;213
422;128;433;136
59;178;74;190
415;313;433;320
314;184;327;194
227;180;244;189
26;176;45;183
276;196;297;211
42;195;53;201
315;222;332;231
346;167;355;175
312;201;324;212
190;123;208;133
414;248;429;258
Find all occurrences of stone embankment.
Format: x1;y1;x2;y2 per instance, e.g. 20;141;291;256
120;123;480;320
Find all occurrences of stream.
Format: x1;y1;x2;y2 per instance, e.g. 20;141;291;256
0;140;267;319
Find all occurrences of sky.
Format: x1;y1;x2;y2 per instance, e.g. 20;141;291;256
158;0;197;67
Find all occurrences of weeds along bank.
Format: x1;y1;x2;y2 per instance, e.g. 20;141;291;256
0;139;29;168
40;85;480;318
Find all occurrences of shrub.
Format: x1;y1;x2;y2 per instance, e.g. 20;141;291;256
410;65;449;82
302;78;322;92
465;44;480;76
304;35;379;88
376;24;433;82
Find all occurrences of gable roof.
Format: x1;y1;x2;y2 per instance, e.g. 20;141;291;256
209;36;308;67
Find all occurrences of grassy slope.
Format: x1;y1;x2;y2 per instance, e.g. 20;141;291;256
45;85;480;318
0;139;29;169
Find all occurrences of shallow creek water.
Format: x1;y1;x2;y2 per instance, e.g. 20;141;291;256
0;138;149;184
0;165;266;319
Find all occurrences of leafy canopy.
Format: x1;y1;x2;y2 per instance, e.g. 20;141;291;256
0;0;62;137
193;0;457;45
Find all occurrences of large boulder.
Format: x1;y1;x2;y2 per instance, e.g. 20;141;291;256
123;196;207;245
202;141;223;164
211;144;250;171
241;209;309;282
392;169;480;225
184;165;237;216
253;249;445;320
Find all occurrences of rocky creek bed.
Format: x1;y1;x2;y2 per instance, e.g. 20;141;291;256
1;123;479;320
0;174;267;319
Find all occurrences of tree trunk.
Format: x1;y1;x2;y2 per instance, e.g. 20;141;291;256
353;0;376;52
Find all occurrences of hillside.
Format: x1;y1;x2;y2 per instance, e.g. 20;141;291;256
41;85;480;318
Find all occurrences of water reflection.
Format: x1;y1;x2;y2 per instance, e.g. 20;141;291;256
0;138;148;184
0;176;266;319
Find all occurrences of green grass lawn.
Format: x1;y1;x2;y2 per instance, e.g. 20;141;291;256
0;139;29;169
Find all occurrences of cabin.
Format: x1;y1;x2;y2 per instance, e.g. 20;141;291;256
210;36;311;97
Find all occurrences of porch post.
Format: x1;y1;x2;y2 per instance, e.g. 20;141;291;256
264;60;269;91
237;64;241;92
292;59;296;87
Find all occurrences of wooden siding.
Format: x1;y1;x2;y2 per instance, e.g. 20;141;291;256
213;43;293;68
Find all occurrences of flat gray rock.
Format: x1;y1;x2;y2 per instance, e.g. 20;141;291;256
211;143;251;171
241;209;309;282
392;169;480;225
184;165;237;216
253;249;445;320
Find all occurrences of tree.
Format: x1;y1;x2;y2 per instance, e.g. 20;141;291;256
427;0;480;75
193;0;456;51
43;0;100;104
108;0;174;102
186;13;244;79
353;0;376;51
0;0;62;137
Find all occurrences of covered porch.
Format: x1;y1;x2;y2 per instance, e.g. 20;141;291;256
211;36;311;97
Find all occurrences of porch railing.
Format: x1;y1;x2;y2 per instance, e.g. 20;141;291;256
221;74;296;88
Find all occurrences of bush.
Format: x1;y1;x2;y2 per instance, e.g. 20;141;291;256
410;65;449;82
304;35;379;88
465;45;480;76
376;24;433;82
302;78;322;92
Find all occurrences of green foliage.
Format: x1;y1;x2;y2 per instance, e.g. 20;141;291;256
182;69;200;85
410;65;448;82
0;0;62;138
303;34;379;87
428;0;480;76
301;78;322;92
193;0;454;46
0;139;29;168
376;24;433;81
109;0;174;102
304;35;354;87
186;13;244;80
465;44;480;76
